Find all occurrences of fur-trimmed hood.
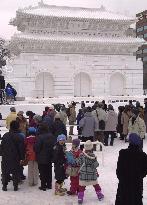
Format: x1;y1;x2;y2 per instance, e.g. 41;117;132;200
83;151;96;160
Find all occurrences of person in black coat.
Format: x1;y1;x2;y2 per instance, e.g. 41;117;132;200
52;114;67;141
76;109;84;136
42;112;54;132
34;122;54;191
117;106;125;140
53;134;67;196
1;120;25;191
115;133;147;205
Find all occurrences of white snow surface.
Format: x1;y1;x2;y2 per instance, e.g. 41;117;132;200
0;137;147;205
0;100;147;205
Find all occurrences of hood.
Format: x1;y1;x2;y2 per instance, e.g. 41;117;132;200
108;110;116;116
83;151;96;160
83;152;96;165
26;135;36;143
84;112;92;117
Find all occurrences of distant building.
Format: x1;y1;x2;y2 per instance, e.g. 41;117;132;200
8;1;143;98
136;10;147;93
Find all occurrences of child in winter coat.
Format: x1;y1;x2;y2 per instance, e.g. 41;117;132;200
76;140;104;204
53;134;67;196
66;139;82;195
25;127;39;186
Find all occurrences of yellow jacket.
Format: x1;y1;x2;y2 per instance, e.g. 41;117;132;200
6;112;17;129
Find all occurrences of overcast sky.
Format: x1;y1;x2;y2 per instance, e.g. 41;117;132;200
0;0;147;39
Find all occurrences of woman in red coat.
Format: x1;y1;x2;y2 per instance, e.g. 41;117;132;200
25;127;39;186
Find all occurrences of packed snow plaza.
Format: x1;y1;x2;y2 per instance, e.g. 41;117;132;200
9;1;144;99
1;1;147;205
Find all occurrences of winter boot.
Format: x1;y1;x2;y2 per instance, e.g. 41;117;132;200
96;191;104;201
55;182;65;196
39;186;46;191
78;192;84;204
14;185;18;191
67;190;76;195
60;182;67;192
2;185;7;191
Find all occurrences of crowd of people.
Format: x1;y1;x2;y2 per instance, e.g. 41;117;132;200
1;98;147;204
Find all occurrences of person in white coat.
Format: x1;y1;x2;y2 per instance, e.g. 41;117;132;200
92;102;107;151
128;108;146;149
104;104;118;146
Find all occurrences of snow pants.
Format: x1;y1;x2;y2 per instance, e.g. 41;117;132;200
28;161;39;186
38;163;52;188
79;184;101;192
70;175;79;194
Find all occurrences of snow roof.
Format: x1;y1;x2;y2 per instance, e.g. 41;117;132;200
18;4;134;21
12;33;144;44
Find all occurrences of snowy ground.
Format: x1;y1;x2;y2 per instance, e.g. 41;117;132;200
0;99;147;205
0;138;147;205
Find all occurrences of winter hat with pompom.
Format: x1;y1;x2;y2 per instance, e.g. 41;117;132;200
28;127;36;135
57;134;66;142
84;140;93;151
72;139;80;147
129;133;141;146
55;113;61;119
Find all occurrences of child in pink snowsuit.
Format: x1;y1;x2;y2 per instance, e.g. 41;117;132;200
67;139;82;195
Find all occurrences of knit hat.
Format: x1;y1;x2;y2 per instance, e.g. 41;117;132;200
33;114;42;122
10;107;16;112
84;140;93;151
72;139;80;147
108;104;114;110
129;133;141;146
49;104;54;110
57;134;66;142
17;111;24;116
55;113;61;119
28;127;36;134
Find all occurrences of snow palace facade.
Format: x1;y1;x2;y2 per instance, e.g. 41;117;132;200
9;1;143;98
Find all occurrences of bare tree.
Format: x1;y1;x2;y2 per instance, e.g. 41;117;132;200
0;38;10;69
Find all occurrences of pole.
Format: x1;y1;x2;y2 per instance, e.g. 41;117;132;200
43;73;45;98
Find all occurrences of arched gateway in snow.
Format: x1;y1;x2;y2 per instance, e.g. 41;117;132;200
35;72;54;98
74;72;92;97
9;1;143;97
110;73;125;96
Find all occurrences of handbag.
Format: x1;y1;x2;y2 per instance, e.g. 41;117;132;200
66;165;79;177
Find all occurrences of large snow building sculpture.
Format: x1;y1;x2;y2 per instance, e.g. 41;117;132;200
9;1;143;97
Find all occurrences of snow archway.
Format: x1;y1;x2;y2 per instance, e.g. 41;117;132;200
74;72;92;97
110;73;125;96
35;72;54;97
